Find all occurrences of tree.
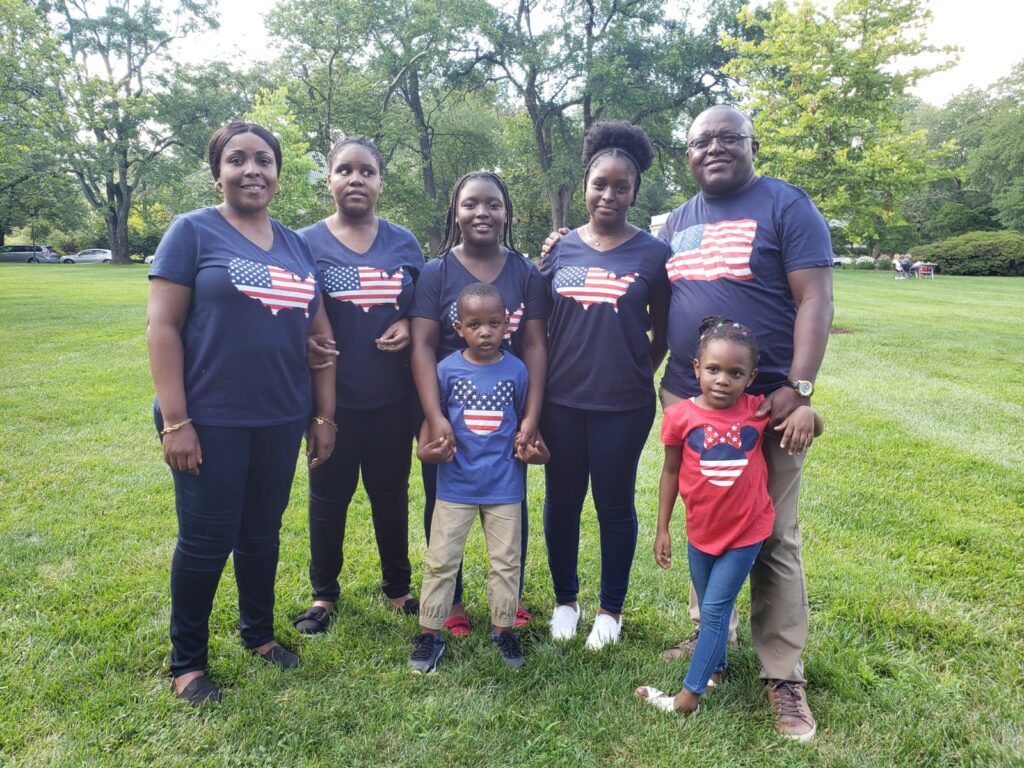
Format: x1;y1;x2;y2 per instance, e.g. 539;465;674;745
481;0;740;229
50;0;218;263
966;62;1024;232
722;0;955;252
0;0;74;243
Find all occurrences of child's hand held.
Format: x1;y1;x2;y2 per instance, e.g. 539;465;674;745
653;530;673;570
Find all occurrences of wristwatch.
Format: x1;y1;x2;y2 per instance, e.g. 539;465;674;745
786;379;815;398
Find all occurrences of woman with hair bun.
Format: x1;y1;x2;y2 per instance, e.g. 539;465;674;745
540;120;670;649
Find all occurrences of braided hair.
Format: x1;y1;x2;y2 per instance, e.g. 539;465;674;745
435;171;517;257
696;315;760;366
326;135;385;176
581;121;655;203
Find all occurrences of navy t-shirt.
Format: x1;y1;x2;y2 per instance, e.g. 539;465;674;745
658;177;833;398
149;207;320;426
409;250;547;360
300;218;424;409
437;351;528;505
541;229;671;411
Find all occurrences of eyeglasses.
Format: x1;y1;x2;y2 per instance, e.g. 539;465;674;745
686;132;754;150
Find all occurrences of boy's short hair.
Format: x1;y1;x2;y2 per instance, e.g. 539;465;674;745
456;282;504;318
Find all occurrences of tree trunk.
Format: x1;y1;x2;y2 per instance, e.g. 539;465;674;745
406;70;442;254
107;181;132;264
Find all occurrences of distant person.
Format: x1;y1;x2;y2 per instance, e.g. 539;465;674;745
540;121;670;649
292;136;424;637
636;316;822;720
410;283;548;673
409;171;548;637
147;121;337;706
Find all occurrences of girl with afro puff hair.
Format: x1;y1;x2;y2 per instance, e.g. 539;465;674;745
540;120;671;649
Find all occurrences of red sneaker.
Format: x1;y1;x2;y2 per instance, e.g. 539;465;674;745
514;607;533;627
443;614;472;637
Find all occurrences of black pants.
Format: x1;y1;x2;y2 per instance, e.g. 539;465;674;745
164;417;306;677
307;401;414;602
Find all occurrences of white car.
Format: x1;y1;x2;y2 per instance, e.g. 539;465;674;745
144;254;156;265
63;248;112;264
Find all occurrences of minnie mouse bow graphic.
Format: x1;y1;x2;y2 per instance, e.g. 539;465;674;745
452;378;516;435
686;422;759;487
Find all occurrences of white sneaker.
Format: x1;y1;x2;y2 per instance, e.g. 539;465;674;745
550;604;580;641
585;613;622;650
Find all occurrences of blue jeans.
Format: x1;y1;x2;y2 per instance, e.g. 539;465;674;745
542;401;656;614
684;540;763;696
158;414;306;676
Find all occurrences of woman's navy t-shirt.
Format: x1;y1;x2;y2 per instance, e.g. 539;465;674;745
541;229;671;411
149;207;320;426
300;218;424;409
409;249;547;361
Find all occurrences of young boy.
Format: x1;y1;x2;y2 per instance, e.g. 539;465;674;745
412;282;548;673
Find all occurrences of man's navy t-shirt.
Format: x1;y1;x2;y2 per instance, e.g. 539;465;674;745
658;177;833;397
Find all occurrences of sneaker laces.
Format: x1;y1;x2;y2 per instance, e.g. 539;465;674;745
494;632;522;658
770;681;811;722
412;634;438;660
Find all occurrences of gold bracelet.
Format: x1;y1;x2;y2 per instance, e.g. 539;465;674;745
311;415;338;431
160;418;192;435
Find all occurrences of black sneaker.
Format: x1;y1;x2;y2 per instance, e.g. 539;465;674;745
491;629;525;669
410;633;445;674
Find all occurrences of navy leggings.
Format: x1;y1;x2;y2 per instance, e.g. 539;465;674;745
161;416;306;677
421;463;528;604
542;401;656;615
307;401;413;601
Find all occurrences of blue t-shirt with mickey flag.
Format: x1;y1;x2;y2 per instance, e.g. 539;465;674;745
658;176;833;398
300;218;424;409
541;229;671;411
149;207;321;426
436;350;528;505
409;250;547;361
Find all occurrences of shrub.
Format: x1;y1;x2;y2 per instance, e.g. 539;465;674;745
854;256;875;270
909;231;1024;276
833;256;853;268
877;257;893;271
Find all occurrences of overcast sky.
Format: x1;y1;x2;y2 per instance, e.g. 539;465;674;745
174;0;1021;107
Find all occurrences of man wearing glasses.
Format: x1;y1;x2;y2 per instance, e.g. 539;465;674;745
658;105;834;743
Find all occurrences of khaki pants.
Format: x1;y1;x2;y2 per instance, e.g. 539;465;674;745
662;387;809;683
419;499;521;631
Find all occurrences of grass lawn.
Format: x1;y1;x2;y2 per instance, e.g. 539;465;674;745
1;265;1022;767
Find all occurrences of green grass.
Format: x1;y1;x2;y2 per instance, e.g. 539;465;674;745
1;265;1022;767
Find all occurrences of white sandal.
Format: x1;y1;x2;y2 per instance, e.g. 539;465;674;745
635;686;699;715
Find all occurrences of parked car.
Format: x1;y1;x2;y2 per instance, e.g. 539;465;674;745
62;248;112;264
0;244;60;263
144;254;156;265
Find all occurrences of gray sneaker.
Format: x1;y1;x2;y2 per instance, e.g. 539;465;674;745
410;633;445;674
491;629;525;669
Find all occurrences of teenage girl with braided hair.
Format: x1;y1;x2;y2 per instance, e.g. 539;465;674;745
541;120;671;649
409;171;547;636
636;316;821;715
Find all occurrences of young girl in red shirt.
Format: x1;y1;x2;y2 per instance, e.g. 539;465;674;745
637;315;822;714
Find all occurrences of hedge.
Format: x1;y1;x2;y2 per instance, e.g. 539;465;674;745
909;231;1024;276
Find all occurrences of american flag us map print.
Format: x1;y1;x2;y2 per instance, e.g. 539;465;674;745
229;257;316;316
666;219;757;282
452;378;516;435
323;265;405;311
552;266;637;311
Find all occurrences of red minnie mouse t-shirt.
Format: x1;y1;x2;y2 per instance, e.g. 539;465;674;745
661;393;774;555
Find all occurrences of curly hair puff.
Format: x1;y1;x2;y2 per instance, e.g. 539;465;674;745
580;121;655;202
